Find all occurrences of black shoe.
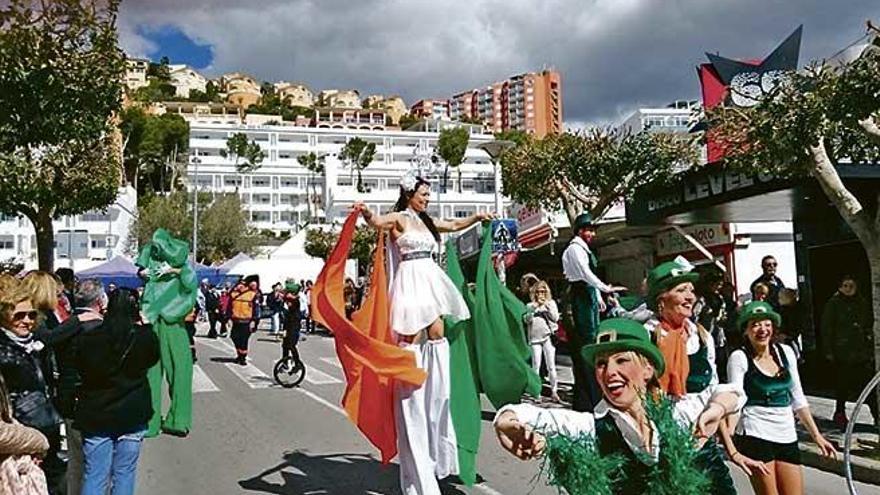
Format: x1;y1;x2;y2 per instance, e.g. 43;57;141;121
237;355;247;366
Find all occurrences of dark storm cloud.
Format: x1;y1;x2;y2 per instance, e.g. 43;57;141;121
119;0;880;126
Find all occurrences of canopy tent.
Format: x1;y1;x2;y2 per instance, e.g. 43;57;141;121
226;257;356;290
217;252;253;272
192;261;228;286
77;256;142;289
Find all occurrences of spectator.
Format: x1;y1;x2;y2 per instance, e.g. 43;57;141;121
778;288;803;361
752;282;770;303
53;268;76;314
822;275;875;429
0;373;49;495
0;275;65;494
693;267;733;381
203;283;220;339
607;278;654;323
517;273;540;303
24;272;91;495
750;255;785;310
525;280;560;402
184;308;197;363
302;280;314;333
267;283;285;339
73;288;159;495
217;288;231;338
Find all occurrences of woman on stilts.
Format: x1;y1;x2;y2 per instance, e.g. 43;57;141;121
355;174;494;495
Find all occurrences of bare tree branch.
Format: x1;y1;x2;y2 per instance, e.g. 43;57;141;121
558;177;594;208
858;115;880;143
809;140;876;246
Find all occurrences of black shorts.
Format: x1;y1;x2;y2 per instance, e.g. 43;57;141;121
734;435;801;465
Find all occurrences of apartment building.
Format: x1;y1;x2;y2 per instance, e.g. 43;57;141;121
275;82;315;108
619;100;699;135
0;187;137;269
364;95;408;125
317;89;362;109
220;72;261;108
438;69;563;137
410;99;451;121
168;64;208;98
124;58;150;90
186;120;504;232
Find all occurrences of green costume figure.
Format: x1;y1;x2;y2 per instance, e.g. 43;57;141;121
562;212;619;412
136;229;198;438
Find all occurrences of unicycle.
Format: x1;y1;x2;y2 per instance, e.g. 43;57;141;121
273;346;306;388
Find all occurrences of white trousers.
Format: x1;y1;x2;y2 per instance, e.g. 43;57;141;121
531;339;558;394
395;338;459;495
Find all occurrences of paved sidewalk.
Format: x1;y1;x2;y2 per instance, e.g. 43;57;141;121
801;395;880;485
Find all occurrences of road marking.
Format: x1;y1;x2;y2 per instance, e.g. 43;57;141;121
304;367;343;385
192;364;220;393
197;337;236;354
319;356;342;369
294;387;346;416
473;483;505;495
224;361;278;389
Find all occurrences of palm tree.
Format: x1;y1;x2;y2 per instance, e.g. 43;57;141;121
297;152;326;221
339;137;377;193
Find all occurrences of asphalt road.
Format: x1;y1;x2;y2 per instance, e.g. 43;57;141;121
136;323;880;495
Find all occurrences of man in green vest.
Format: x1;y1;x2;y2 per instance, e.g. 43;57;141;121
561;212;625;412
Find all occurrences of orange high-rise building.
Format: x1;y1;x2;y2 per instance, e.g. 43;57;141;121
445;69;562;137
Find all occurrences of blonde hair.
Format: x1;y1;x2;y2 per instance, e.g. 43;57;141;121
22;271;60;312
0;275;31;328
529;280;552;303
594;350;661;391
753;282;770;297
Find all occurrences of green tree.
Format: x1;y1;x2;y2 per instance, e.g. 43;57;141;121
501;129;696;225
120;108;189;194
298;152;326;221
436;126;470;193
188;81;222;103
133;78;176;102
339;137;377;193
304;225;376;275
398;114;420;129
709;31;880;376
0;0;126;271
147;56;171;81
221;132;266;173
494;129;530;147
128;192;258;264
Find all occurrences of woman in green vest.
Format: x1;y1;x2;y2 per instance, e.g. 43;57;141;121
494;318;742;494
720;301;837;495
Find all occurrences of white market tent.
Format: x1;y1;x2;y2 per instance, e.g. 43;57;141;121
217;252;253;272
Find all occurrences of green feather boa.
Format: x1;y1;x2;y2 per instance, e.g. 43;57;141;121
540;394;710;495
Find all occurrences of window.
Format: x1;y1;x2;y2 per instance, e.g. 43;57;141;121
252;176;270;188
0;236;13;250
280;176;298;188
253;194;271;205
0;213;16;222
80;210;110;222
454;209;473;219
338;176;353;187
251;211;271;222
224;176;242;187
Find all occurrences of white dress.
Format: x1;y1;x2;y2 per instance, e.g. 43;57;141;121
388;216;470;336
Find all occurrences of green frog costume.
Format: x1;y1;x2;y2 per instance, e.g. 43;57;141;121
136;229;198;437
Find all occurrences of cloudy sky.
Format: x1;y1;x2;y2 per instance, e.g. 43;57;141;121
119;0;879;127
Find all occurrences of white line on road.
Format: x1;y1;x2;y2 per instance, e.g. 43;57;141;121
319;356;342;369
197;337;236;354
473;483;505;495
304;367;343;385
294;387;347;416
224;362;278;389
192;365;220;393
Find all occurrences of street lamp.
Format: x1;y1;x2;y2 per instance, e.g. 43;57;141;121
477;140;515;215
191;156;202;262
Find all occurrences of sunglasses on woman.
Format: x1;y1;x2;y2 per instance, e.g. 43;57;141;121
12;310;38;321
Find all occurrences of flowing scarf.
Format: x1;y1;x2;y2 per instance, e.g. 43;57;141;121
656;320;689;397
311;211;426;464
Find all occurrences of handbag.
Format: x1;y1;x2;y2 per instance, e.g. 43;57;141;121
11;391;61;431
0;455;48;495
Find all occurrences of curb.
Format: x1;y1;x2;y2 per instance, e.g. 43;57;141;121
799;441;880;485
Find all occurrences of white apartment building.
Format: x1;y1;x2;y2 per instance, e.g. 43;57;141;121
0;186;137;269
168;64;208;98
619;100;699;135
124;58;149;90
186;121;504;232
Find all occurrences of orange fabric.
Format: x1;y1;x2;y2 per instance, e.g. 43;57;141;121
656;320;690;397
311;211;427;464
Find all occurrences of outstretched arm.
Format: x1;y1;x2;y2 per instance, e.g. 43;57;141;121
434;211;495;233
354;202;400;231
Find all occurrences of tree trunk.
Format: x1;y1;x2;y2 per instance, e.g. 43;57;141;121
33;209;56;272
869;248;880;425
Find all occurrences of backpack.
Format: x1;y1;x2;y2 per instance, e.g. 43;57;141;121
230;290;256;321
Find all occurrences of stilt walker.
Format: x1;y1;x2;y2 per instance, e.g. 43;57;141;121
136;229;198;438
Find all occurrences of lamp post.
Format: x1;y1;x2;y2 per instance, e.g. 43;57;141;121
191;156;201;262
477;140;514;216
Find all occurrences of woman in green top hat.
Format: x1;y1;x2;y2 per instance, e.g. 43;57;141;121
494;318;742;494
719;301;836;495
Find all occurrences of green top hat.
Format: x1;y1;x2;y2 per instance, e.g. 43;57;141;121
285;280;301;293
737;301;781;330
573;212;594;232
581;318;666;376
647;256;699;309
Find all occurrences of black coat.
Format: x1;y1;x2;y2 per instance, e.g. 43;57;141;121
33;313;88;419
0;330;59;432
73;321;160;434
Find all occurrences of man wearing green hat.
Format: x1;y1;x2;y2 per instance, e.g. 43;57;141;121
562;212;626;411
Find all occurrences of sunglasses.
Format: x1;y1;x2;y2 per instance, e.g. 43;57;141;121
12;310;38;321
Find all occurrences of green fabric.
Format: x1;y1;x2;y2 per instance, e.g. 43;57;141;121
472;223;541;409
569;281;601;411
685;338;712;394
444;241;482;486
146;320;193;437
744;344;793;407
136;229;199;325
737;301;782;330
582;318;666;376
616;295;642;311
